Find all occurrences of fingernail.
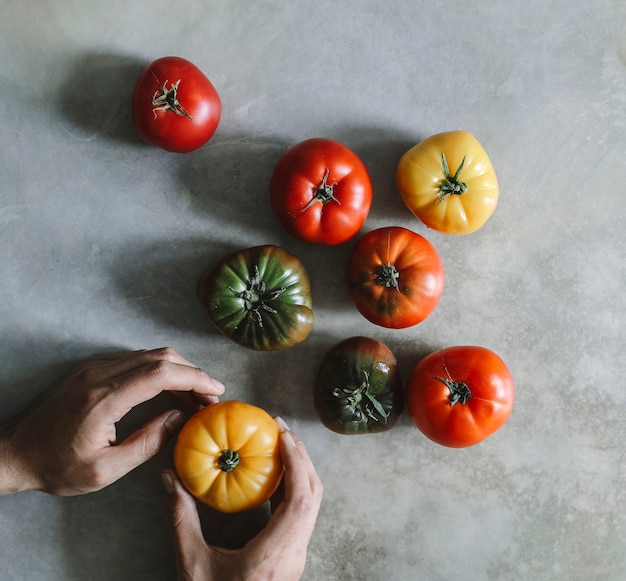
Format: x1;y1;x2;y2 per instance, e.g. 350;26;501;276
164;411;184;434
161;471;175;494
275;416;290;431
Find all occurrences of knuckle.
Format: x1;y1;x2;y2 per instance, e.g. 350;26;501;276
71;366;100;385
152;346;177;361
145;359;171;379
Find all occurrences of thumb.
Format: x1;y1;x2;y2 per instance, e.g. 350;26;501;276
161;468;208;575
105;410;185;480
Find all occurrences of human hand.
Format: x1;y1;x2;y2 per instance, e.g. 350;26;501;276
162;418;323;581
0;347;224;496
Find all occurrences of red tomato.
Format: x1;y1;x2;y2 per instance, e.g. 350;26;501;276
406;346;514;448
345;226;444;328
131;56;221;153
269;138;372;245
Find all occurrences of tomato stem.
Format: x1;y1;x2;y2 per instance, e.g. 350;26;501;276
434;376;472;406
301;169;340;212
332;371;389;424
218;450;240;472
152;79;193;119
436;153;468;204
375;263;400;291
229;266;286;328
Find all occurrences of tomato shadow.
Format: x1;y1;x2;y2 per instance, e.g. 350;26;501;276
58;51;148;145
175;133;293;244
330;125;422;225
109;235;238;336
59;483;176;580
290;239;356;317
387;333;436;386
236;331;332;425
60;398;180;580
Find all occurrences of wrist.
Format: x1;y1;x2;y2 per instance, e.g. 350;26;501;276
0;421;38;495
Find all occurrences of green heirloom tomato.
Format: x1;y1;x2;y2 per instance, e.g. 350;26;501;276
314;336;404;434
197;245;314;351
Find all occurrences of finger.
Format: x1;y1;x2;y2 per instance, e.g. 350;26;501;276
275;417;317;493
269;417;289;512
260;423;322;544
102;409;186;481
77;347;200;382
169;391;221;414
192;393;221;406
161;468;208;570
107;360;225;420
279;428;320;504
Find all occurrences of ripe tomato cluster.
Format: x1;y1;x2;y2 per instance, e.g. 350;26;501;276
132;55;514;511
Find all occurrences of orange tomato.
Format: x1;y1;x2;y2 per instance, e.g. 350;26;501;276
174;400;282;513
345;226;444;328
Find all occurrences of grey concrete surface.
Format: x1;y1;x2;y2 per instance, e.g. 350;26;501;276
0;1;624;580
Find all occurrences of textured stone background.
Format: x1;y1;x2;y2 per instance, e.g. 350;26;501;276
0;2;624;580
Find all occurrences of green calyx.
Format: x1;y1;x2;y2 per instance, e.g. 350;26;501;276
151;79;193;119
332;371;390;424
217;450;240;472
230;266;286;328
436;153;468;204
301;169;340;212
434;376;472;406
375;263;400;291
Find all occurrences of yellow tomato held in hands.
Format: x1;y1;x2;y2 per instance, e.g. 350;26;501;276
396;131;499;234
174;400;283;513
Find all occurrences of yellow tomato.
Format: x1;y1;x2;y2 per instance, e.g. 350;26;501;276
174;400;282;513
396;131;499;234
